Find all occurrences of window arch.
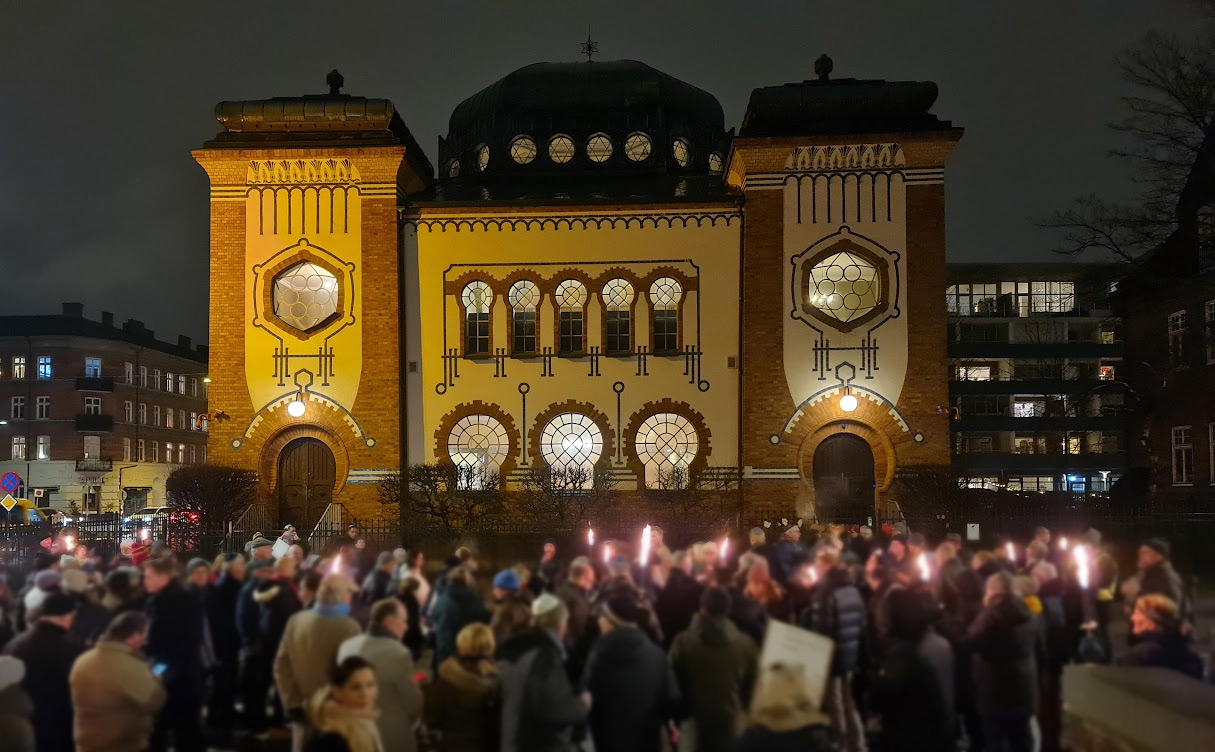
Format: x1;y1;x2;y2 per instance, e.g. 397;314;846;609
540;412;603;488
508;280;540;356
555;279;587;355
636;412;700;489
447;414;510;488
602;278;635;355
461;280;492;355
649;277;683;353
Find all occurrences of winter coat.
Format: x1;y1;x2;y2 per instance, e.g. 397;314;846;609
935;559;983;643
254;578;303;655
304;686;383;752
490;592;533;648
871;633;955;752
431;580;489;667
552;580;593;645
800;567;866;676
424;657;498;752
654;568;704;650
396;589;425;661
772;540;804;585
0;656;34;752
68;593;112;648
236;577;265;653
583;625;681;752
361;569;394;607
669;615;758;752
1136;560;1188;617
962;594;1039;716
274;607;362;711
145;579;205;687
338;630;424;752
2;621;83;752
1115;630;1204;678
727;588;770;647
70;640;167;752
208;573;244;662
497;630;588;752
733;725;834;752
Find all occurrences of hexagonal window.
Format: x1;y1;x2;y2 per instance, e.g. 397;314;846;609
808;250;880;323
273;261;339;332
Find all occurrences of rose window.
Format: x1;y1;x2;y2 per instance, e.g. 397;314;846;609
540;413;603;487
808;250;880;323
272;261;339;332
635;413;699;489
448;414;509;475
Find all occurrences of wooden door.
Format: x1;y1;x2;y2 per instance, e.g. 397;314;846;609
812;434;876;524
277;438;336;531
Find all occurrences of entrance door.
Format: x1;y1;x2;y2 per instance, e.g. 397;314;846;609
277;438;336;531
812;434;876;524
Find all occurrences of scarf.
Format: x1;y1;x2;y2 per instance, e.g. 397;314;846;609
306;688;382;752
315;601;352;618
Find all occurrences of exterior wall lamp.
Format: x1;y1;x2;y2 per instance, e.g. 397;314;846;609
839;387;858;413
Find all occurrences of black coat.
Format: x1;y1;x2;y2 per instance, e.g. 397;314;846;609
962;594;1039;716
654;568;703;650
800;567;866;676
872;633;955;752
2;621;83;752
207;573;244;661
1115;630;1204;678
733;725;834;752
583;626;681;752
396;590;425;661
360;568;393;606
254;579;302;655
235;577;264;652
497;630;588;752
145;579;206;685
728;588;769;647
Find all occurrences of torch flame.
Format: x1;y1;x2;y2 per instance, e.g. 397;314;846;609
1073;544;1089;589
64;535;75;552
1005;542;1016;562
639;525;652;567
139;528;149;541
603;543;612;565
1060;536;1069;551
588;528;595;547
917;552;931;581
331;553;342;575
719;536;730;564
807;565;818;585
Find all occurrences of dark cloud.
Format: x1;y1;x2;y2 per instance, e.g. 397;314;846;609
0;0;1203;340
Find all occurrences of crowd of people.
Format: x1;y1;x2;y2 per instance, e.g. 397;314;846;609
0;520;1206;752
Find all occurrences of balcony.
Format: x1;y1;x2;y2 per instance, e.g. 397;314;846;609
75;376;115;392
951;415;1124;432
950;378;1128;395
75;458;113;473
948;341;1123;359
952;452;1127;473
74;414;114;432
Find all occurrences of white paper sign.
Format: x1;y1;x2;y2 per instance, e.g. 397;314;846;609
271;538;290;560
757;620;834;709
966;523;981;541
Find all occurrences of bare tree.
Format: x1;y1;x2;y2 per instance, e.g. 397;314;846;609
517;464;619;527
649;465;739;531
165;465;259;522
379;464;502;534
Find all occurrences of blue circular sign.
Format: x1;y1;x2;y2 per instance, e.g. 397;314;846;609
1;472;20;494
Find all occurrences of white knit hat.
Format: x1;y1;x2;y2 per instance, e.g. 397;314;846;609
531;593;563;617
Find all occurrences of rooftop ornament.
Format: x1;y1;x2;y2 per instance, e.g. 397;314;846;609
815;53;833;81
581;29;598;62
326;69;344;95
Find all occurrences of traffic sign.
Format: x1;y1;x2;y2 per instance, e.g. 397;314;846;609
0;472;20;494
1;494;16;512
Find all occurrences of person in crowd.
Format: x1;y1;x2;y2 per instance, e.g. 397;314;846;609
583;594;681;752
400;549;430;612
871;588;955;752
304;656;382;752
712;565;767;647
397;577;426;661
101;567;143;617
3;592;81;752
1115;594;1203;678
275;573;362;752
185;558;212;595
256;556;305;723
300;570;324;610
143;556;206;752
772;525;804;585
888;534;917;587
238;558;277;732
963;571;1039;752
801;544;866;752
425;622;498;752
338;599;424;752
733;663;833;752
0;655;34;752
529;539;560;596
554;561;595;647
1022;541;1054;579
249;536;275;563
746;527;779;577
20;569;62;628
62;568;109;646
490;568;533;646
1122;538;1188;625
670;587;758;752
654;550;704;651
497;594;589;752
361;552;396;606
207;553;246;739
743;557;789;622
70;612;167;752
431;566;489;669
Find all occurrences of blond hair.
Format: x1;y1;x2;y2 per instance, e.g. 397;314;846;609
1135;594;1181;628
456;623;495;658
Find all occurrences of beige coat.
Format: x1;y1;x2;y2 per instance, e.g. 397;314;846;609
69;641;166;752
274;608;361;710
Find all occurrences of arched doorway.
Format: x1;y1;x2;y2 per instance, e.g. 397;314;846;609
277;437;336;531
813;434;876;524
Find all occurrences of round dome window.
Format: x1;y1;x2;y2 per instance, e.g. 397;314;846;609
587;133;613;163
672;138;692;168
510;136;537;165
625;133;652;162
548;134;575;164
475;144;490;172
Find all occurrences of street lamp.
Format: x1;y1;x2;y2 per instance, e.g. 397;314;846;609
287;399;306;418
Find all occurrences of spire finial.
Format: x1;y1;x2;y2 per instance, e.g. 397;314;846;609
581;27;598;62
814;54;834;81
326;69;345;95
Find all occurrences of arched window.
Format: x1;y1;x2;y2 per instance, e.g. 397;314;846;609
555;279;587;355
649;277;683;353
602;278;635;355
461;280;492;355
540;412;603;488
448;414;509;488
635;412;700;488
508;280;540;356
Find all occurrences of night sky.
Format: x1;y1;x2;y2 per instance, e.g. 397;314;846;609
0;0;1202;341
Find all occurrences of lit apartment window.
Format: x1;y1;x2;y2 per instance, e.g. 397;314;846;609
178;375;185;393
37;356;52;379
151;441;159;463
190;378;198;397
166;410;174;429
123;438;131;462
12;356;26;379
178;410;186;430
177;444;185;464
164;443;173;463
1099;365;1115;381
124;362;134;384
36;436;50;460
137;439;146;462
1172;426;1194;484
946;283;999;315
200;445;206;463
84;396;102;416
189;445;196;464
1100;330;1115;345
138;403;147;425
35;396;50;420
11;436;25;460
139;366;147;387
189;412;197;431
1012;399;1045;418
1206;300;1215;365
955;365;992;381
84;357;102;378
10;396;24;419
152;369;161;390
153;406;161;426
1168;310;1188;368
83;435;101;459
165;372;174;393
124;401;133;422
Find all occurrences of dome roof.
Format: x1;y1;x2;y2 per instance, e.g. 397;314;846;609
439;60;730;183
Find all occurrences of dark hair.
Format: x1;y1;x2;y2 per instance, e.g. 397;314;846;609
300;571;324;595
701;586;732;618
405;549;424;568
879;588;931;641
331;655;375;686
103;611;149;642
144;557;177;578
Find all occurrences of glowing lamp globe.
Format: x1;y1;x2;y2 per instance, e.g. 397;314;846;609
287;399;307;418
839;393;859;412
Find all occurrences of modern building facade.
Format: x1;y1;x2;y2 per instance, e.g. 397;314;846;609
0;304;209;514
947;264;1125;494
195;59;962;529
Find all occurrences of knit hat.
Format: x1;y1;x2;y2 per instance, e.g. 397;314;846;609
185;558;210;574
250;536;273;549
61;569;90;595
40;592;78;618
602;595;645;627
700;587;732;618
531;593;563;617
1143;538;1171;559
34;570;62;591
493;569;521;592
945;533;962;543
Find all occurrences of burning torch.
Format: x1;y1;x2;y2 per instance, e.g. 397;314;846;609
917;552;931;582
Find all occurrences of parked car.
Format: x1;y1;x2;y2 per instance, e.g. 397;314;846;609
127;506;169;524
0;498;50;526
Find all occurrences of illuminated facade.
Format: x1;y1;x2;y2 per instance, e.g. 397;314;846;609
196;60;962;528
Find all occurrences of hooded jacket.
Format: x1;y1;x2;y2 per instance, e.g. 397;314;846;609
431;579;489;667
962;594;1039;716
207;572;245;661
583;625;681;752
669;614;758;752
497;629;588;752
0;656;34;752
425;657;498;752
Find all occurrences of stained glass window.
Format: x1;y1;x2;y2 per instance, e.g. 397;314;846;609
273;261;339;332
650;277;682;353
587;133;613;163
625;133;652;162
447;159;460;178
603;279;635;354
672;138;691;168
510;136;537;164
808;250;880;324
540;413;602;487
556;280;587;354
475;144;490;172
448;414;510;487
462;281;492;355
708;152;724;174
509;280;540;355
549;134;575;164
636;412;699;488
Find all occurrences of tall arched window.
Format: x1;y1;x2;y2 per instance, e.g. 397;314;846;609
447;414;509;488
461;280;492;355
649;277;683;353
555;279;587;355
636;412;700;488
508;280;540;355
602;278;635;355
540;412;603;488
